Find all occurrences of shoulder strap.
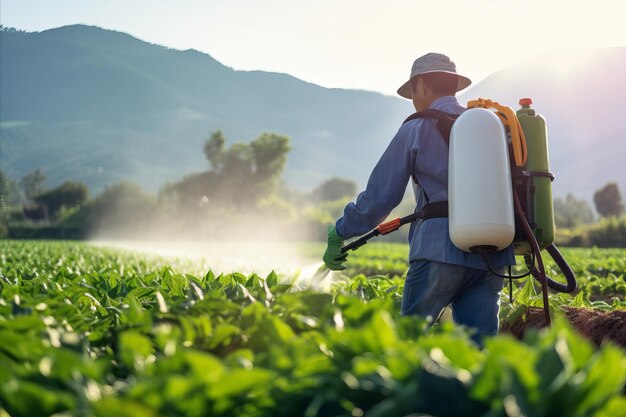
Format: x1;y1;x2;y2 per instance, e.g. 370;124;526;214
403;109;460;204
402;109;460;147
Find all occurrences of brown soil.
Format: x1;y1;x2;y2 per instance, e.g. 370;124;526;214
501;307;626;349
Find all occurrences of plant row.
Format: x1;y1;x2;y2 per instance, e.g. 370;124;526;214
0;240;625;417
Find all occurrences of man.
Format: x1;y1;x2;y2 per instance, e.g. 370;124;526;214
323;52;515;344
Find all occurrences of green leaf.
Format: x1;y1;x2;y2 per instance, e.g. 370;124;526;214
183;350;224;383
472;336;539;405
367;310;397;349
0;328;45;360
1;380;75;417
121;295;152;328
535;342;566;393
418;334;483;371
119;330;154;372
208;323;240;350
266;271;278;288
209;368;275;397
0;315;44;331
93;398;159;417
576;345;626;414
593;396;626;417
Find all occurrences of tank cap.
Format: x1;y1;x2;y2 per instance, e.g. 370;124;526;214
519;97;533;106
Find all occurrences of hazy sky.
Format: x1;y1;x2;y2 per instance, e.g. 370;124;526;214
2;0;625;95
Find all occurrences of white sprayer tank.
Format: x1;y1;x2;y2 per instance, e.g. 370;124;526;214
448;108;515;252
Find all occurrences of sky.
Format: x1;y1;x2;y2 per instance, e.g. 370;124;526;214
1;0;625;96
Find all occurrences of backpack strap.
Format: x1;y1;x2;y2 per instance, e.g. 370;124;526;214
402;109;460;203
402;109;460;147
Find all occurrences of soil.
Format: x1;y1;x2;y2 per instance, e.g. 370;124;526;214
501;307;626;349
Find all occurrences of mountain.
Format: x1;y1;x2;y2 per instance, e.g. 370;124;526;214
459;48;626;201
0;25;412;194
1;25;624;202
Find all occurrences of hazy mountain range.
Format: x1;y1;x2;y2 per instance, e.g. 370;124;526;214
1;25;624;202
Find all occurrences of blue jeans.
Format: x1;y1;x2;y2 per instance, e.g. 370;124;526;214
401;260;504;345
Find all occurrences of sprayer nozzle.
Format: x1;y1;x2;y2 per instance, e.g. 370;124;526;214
313;265;331;280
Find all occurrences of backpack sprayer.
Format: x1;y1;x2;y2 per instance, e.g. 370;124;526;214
341;98;576;326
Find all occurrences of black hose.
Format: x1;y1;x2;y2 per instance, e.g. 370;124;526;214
524;244;577;293
486;242;576;295
484;249;535;280
514;192;551;326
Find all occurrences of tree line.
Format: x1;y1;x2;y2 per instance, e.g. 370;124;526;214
0;131;358;240
553;183;624;228
1;129;624;243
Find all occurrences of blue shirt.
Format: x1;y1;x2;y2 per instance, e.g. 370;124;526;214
336;96;515;270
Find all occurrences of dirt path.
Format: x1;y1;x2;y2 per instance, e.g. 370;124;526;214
501;307;626;349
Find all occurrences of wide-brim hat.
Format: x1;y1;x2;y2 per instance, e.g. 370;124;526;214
397;52;472;99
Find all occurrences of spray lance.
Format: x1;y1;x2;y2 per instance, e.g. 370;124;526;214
341;98;576;326
341;201;448;253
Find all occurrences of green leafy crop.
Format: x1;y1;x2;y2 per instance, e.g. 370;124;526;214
0;240;624;417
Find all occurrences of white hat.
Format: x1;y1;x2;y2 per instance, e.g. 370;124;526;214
397;52;472;99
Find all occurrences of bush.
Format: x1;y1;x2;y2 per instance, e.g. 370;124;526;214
63;182;157;238
554;194;594;228
0;206;27;238
587;216;626;248
33;181;89;219
7;225;86;239
556;215;626;248
310;177;357;202
555;227;588;247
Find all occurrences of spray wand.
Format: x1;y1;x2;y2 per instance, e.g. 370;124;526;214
341;201;448;253
341;216;406;253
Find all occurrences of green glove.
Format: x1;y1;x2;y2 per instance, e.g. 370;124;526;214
323;225;348;271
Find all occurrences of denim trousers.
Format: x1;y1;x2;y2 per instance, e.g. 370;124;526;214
401;260;504;345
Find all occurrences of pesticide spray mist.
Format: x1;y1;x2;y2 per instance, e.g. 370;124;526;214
86;184;345;291
91;240;339;291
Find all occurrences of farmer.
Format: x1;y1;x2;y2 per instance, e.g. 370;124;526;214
323;52;515;344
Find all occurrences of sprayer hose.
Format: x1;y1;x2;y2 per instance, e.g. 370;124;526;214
524;244;577;293
514;192;551;326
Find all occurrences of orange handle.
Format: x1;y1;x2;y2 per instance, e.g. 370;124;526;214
377;218;401;235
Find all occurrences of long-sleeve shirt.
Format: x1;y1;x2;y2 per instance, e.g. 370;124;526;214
336;95;515;270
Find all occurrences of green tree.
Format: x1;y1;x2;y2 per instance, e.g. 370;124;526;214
177;130;292;208
159;171;215;215
33;181;89;218
250;133;291;184
311;177;357;202
0;170;25;237
553;194;594;228
19;169;46;199
593;182;624;218
0;26;26;33
203;130;225;172
0;170;21;207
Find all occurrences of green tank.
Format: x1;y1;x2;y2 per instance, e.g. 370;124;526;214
515;98;555;254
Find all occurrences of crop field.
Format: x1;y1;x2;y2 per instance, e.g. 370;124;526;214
0;240;625;417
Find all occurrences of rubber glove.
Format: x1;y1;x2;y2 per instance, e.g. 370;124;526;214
323;225;348;270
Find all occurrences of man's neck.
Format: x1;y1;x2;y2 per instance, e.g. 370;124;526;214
415;94;445;111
